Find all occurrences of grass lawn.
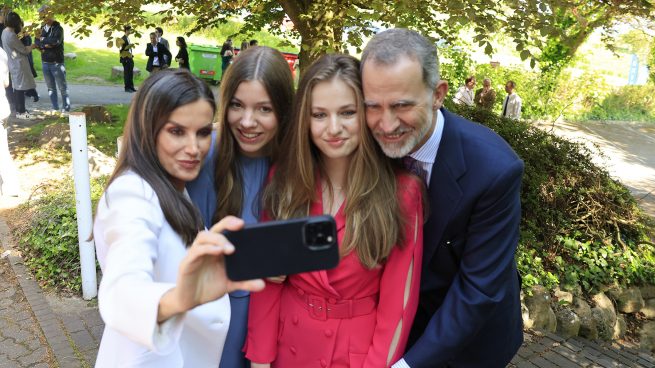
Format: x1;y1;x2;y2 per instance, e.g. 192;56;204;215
32;43;149;85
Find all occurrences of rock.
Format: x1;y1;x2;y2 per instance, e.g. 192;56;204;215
554;287;574;305
641;285;655;300
111;65;141;79
643;299;655;319
524;285;557;332
640;321;655;353
39;123;71;150
81;105;112;123
87;146;116;177
608;287;645;314
613;314;626;339
592;292;617;326
573;296;598;340
555;307;580;338
64;52;77;60
592;307;614;341
521;300;532;329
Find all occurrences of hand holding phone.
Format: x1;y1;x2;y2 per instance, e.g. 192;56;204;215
224;215;339;281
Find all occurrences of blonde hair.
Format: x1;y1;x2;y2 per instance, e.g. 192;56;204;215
263;54;404;268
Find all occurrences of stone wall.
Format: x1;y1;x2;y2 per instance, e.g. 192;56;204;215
523;285;655;353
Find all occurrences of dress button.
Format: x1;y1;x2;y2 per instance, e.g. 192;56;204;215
290;346;297;354
324;329;333;337
320;358;328;367
293;315;299;324
328;298;336;304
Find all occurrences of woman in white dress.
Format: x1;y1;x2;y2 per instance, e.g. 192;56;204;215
93;68;264;367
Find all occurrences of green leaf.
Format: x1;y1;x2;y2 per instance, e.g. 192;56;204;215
520;49;530;60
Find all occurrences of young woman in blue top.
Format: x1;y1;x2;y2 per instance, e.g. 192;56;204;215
186;45;294;367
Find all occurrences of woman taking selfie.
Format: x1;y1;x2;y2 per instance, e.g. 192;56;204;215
93;69;263;367
186;45;294;367
246;54;424;368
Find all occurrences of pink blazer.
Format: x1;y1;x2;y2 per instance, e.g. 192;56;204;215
246;173;423;368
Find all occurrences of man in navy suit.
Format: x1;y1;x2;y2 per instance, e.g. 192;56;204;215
361;28;524;367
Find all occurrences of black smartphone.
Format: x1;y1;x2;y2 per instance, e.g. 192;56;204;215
224;215;339;281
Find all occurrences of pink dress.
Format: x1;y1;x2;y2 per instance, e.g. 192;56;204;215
246;173;423;368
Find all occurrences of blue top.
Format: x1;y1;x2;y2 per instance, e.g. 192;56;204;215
186;133;269;368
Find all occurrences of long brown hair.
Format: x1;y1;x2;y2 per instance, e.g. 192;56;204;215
108;69;216;245
213;46;294;223
263;54;403;268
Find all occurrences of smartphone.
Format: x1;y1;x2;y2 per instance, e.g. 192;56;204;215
224;215;339;281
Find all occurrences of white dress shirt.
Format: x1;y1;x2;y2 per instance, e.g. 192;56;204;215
406;109;445;187
502;93;522;119
453;85;474;106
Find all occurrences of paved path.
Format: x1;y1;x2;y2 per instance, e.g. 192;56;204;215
1;84;655;366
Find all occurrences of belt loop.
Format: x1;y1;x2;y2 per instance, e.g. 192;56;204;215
347;299;353;318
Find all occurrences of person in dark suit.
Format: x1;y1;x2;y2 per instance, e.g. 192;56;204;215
361;28;524;368
145;32;171;74
117;25;136;92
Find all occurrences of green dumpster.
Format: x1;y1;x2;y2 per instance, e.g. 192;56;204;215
188;44;222;83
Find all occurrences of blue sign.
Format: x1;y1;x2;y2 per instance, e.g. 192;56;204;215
628;54;639;85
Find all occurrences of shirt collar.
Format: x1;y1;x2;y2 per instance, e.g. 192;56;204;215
408;109;444;165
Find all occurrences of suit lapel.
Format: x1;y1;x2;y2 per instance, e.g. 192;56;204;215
424;109;466;263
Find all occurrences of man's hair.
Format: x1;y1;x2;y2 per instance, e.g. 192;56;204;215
149;32;156;38
123;25;131;32
249;39;258;46
465;75;475;84
37;4;49;13
155;26;163;35
361;28;439;90
506;80;516;89
483;78;491;85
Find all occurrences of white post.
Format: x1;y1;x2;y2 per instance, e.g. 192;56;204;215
69;112;98;300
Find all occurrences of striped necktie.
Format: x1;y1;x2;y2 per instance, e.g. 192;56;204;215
403;156;428;184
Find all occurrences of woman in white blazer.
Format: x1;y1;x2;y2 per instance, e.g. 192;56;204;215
93;69;264;368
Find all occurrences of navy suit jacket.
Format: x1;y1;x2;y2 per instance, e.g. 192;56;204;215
404;108;524;367
145;42;172;72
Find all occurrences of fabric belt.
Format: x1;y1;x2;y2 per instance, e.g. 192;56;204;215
290;286;377;321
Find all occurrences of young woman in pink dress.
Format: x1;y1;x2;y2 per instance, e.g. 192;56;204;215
246;54;424;368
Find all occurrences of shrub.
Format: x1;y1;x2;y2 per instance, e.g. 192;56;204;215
13;177;107;295
448;101;655;292
582;85;655;123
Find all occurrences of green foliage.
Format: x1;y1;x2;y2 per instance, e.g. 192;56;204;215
448;102;655;293
48;0;654;74
440;42;475;90
14;177;107;295
582;85;655;123
651;40;655;84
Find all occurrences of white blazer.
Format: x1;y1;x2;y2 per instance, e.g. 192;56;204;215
502;93;522;120
94;171;230;367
